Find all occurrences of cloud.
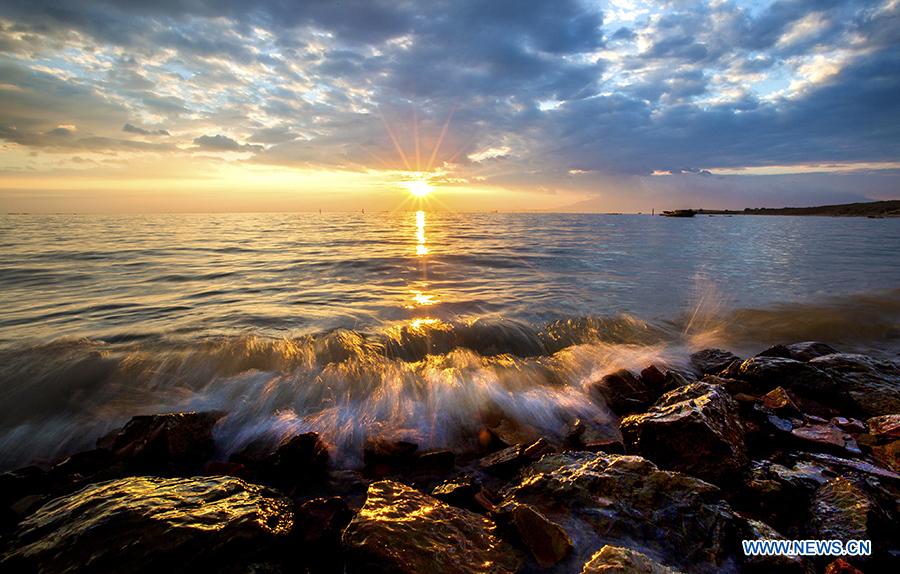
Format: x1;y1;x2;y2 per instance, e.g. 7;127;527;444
123;123;169;136
193;134;263;153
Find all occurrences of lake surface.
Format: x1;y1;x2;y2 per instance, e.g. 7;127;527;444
2;212;899;469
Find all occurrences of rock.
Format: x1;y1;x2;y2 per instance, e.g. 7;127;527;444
733;357;845;407
581;545;683;574
738;518;811;574
111;412;217;476
500;452;737;572
257;432;329;492
867;414;900;441
414;450;456;473
824;559;865;574
432;476;482;508
807;478;874;566
830;417;867;434
701;374;754;396
786;342;839;362
763;387;805;420
478;438;553;478
640;364;667;388
809;354;900;417
690;349;741;375
293;497;354;574
362;438;418;465
1;476;293;574
791;424;858;456
756;344;794;359
565;417;624;450
342;480;521;574
591;369;653;415
620;383;748;484
870;440;900;473
204;461;255;482
508;503;573;567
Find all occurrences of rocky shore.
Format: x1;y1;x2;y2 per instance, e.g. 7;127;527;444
2;342;900;573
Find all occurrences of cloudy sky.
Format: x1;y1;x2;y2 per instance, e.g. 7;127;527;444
0;0;898;212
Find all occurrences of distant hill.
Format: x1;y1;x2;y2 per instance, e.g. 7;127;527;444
698;200;900;217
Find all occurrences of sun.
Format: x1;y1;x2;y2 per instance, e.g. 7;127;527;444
406;179;432;197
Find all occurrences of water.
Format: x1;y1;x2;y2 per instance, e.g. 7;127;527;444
2;212;899;470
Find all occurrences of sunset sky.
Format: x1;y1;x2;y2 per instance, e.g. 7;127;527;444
1;0;898;213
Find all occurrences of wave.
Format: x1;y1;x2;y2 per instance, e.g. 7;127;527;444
1;290;898;471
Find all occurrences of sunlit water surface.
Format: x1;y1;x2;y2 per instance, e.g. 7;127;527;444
2;212;899;469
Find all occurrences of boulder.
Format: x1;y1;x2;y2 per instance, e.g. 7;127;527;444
806;478;876;568
257;432;329;493
732;357;845;406
809;354;900;417
620;383;748;484
690;349;741;375
478;438;554;478
790;424;859;456
293;497;354;574
581;545;683;574
763;387;805;420
785;342;839;362
500;452;737;573
432;476;482;508
507;503;573;567
342;480;521;574
111;412;218;476
1;476;293;574
867;414;900;442
591;369;653;415
738;517;812;574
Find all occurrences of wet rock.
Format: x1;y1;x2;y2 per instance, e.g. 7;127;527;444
413;450;456;473
733;459;829;535
478;438;553;478
293;497;354;574
870;440;900;473
806;478;876;567
831;417;867;434
690;349;741;375
756;344;794;359
432;476;482;508
867;414;900;442
732;357;845;407
739;518;812;574
620;382;748;484
257;432;329;493
591;368;652;415
362;438;418;465
507;503;573;567
809;354;900;417
640;364;667;388
565;417;624;451
763;387;805;420
500;452;737;573
581;545;683;574
701;374;754;396
791;424;858;456
785;342;839;362
342;480;521;574
111;412;217;476
204;461;255;482
1;476;293;574
824;559;865;574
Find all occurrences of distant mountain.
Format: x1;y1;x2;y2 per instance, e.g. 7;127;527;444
698;200;900;217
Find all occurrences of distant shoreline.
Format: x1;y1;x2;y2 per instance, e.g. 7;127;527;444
696;199;900;217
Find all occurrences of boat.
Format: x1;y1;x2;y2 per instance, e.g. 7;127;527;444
662;209;697;218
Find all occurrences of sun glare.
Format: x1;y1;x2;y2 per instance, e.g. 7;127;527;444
405;179;432;197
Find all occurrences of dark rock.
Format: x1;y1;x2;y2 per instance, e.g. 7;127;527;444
867;414;900;442
0;466;52;508
1;476;293;574
809;354;900;417
620;382;748;485
523;437;554;460
591;368;652;415
791;424;857;456
690;349;741;375
565;417;623;450
806;477;879;568
258;432;329;493
111;412;217;476
582;439;626;454
581;545;683;574
500;452;738;573
756;344;794;359
739;517;812;574
293;497;354;574
830;417;867;434
204;461;254;482
432;476;481;508
478;438;553;478
342;480;522;574
362;438;418;465
870;440;900;473
785;342;839;362
488;418;543;447
414;450;456;473
763;387;805;420
824;559;865;574
507;502;573;567
640;364;667;388
701;374;754;396
733;357;845;407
